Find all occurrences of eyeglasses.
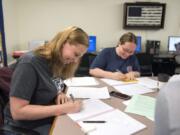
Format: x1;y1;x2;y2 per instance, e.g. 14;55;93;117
121;46;134;55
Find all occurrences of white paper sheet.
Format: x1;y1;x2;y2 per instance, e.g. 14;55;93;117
169;74;180;82
68;99;114;121
113;84;154;96
137;77;158;89
64;77;99;86
78;109;146;135
137;77;167;89
67;87;110;99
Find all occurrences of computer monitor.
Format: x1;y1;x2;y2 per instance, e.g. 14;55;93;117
87;36;96;52
135;36;141;53
168;36;180;52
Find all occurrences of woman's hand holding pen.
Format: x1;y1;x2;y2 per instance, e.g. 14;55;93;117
112;71;126;80
125;72;136;80
56;100;82;115
55;93;82;115
67;94;82;113
56;93;69;104
67;100;82;113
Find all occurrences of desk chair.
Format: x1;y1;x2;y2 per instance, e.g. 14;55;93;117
136;53;153;76
75;52;96;77
0;67;40;135
175;55;180;74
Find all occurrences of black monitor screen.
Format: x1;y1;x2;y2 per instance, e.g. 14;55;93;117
88;36;96;52
135;36;141;53
168;36;180;52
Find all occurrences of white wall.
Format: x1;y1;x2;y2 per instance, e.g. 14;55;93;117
3;0;180;62
3;0;19;61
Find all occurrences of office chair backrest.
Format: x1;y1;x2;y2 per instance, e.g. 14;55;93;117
136;53;153;76
0;95;5;127
0;67;13;126
0;67;40;135
136;53;153;65
0;67;13;102
75;52;97;76
79;53;90;68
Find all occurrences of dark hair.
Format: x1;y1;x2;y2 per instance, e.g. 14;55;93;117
119;32;137;45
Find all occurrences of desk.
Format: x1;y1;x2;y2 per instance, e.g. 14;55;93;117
50;78;156;135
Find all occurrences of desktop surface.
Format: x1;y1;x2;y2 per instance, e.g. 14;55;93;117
50;78;156;135
154;52;175;58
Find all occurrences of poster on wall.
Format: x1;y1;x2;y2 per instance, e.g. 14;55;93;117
123;2;166;29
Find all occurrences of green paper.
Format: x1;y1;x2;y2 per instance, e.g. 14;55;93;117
125;95;156;121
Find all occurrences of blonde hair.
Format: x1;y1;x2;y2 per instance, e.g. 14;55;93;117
34;26;89;79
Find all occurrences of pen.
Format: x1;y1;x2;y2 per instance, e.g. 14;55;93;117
69;94;75;102
83;121;106;123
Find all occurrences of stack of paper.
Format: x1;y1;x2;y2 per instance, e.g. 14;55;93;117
68;99;114;121
68;99;146;135
67;87;110;99
78;109;146;135
125;95;156;121
137;77;158;89
101;77;166;91
137;77;166;89
64;77;99;86
113;84;154;96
